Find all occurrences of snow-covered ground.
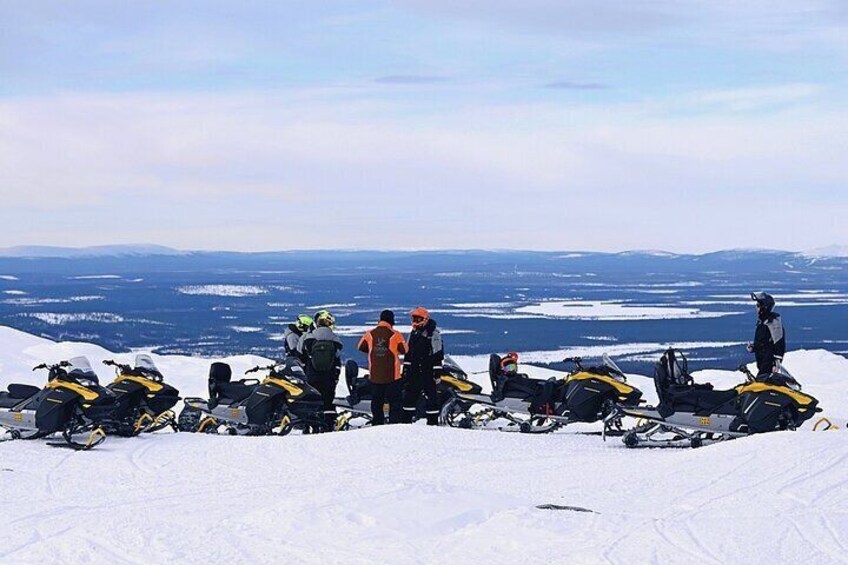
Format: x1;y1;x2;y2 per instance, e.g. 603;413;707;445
1;325;847;564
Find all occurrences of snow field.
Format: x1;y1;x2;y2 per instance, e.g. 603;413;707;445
0;325;846;563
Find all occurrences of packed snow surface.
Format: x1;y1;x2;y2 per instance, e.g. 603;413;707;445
514;300;742;320
176;285;268;297
1;326;846;564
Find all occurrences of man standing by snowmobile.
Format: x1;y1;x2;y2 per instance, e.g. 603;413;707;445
298;310;343;431
747;292;786;377
283;314;313;363
358;310;408;425
401;307;444;425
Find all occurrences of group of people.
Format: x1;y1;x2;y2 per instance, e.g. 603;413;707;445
279;291;787;430
282;306;444;430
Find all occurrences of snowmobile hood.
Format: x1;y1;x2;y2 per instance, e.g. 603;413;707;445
262;376;305;399
566;371;638;396
45;378;102;401
735;381;816;406
114;374;164;393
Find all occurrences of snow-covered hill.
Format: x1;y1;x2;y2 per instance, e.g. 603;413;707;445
1;326;846;564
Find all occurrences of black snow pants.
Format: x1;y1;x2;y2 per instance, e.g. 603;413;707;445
370;380;402;425
402;369;440;425
308;370;338;431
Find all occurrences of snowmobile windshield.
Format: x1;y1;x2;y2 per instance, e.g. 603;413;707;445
275;359;307;382
601;354;626;382
442;356;467;378
134;354;163;380
66;356;99;384
774;368;802;391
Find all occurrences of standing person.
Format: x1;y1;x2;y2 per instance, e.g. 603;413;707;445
747;292;786;377
401;307;444;425
298;310;343;431
283;314;313;362
357;310;408;425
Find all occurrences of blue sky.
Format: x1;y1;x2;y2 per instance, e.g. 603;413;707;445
1;1;846;252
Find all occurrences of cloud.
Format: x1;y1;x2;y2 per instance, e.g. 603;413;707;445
1;88;847;251
373;75;448;85
543;81;610;90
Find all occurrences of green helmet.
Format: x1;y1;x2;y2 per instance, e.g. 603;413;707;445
295;314;314;333
314;310;336;329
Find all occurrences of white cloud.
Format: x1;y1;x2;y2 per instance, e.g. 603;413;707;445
1;86;846;251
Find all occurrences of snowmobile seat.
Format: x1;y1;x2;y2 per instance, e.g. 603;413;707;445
488;353;551;405
214;381;255;406
666;385;738;415
654;349;738;416
8;384;40;399
0;392;23;408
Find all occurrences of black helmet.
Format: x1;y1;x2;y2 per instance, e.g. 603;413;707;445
751;291;775;312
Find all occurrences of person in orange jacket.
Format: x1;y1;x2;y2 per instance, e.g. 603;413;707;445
358;310;408;425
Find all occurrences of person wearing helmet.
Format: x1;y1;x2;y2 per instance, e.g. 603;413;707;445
401;307;444;425
357;309;408;425
298;310;343;431
747;292;786;376
283;314;314;362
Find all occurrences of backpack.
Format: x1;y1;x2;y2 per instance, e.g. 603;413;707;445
310;340;337;373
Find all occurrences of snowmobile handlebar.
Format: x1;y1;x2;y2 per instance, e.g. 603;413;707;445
562;357;584;370
245;364;277;374
102;359;132;371
736;364;756;382
32;360;71;372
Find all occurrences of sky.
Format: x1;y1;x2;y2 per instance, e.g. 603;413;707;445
1;0;847;253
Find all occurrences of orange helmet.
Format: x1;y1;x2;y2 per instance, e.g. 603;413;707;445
500;352;519;374
410;307;430;330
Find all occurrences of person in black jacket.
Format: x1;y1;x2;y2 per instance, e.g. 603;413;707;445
298;310;343;431
401;307;443;425
747;292;786;377
283;314;313;362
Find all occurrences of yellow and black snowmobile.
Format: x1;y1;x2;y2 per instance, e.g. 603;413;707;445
102;354;181;435
178;358;325;435
440;353;642;434
0;357;114;450
621;348;821;448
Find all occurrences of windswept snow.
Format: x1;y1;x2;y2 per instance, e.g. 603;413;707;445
514;300;742;320
0;325;846;564
176;285;267;297
20;312;126;325
229;326;264;333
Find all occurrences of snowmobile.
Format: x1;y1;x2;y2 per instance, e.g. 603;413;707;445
334;356;479;429
0;357;115;450
101;354;181;435
621;348;821;448
439;353;643;434
177;358;325;435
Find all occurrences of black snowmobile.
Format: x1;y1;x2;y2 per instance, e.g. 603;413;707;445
334;356;478;429
621;348;821;448
0;356;115;450
101;354;181;435
178;358;325;435
440;353;643;434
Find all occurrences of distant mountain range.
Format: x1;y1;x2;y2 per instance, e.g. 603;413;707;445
0;244;185;258
0;243;846;259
